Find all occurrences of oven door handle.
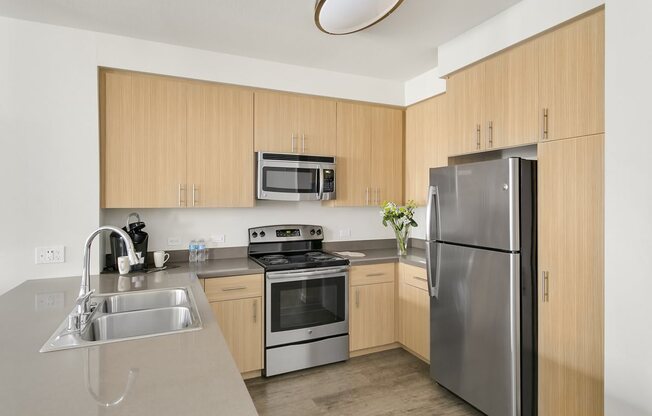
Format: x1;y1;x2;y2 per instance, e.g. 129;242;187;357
266;266;349;280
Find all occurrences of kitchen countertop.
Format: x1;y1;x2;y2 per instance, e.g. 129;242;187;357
0;268;258;416
334;247;427;269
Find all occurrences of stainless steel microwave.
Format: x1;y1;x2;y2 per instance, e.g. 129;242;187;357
256;152;336;201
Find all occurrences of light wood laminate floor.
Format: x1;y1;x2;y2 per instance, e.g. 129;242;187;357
245;348;483;416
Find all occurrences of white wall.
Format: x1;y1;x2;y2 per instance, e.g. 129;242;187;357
102;203;399;251
0;18;99;296
604;1;652;414
404;67;447;105
0;15;407;295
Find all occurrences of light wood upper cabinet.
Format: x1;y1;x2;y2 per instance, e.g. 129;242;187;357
538;134;604;416
254;91;335;156
370;106;403;205
350;279;395;352
187;83;254;207
405;94;449;205
448;62;484;155
334;102;403;207
398;263;430;362
484;40;540;148
538;9;605;141
101;70;187;208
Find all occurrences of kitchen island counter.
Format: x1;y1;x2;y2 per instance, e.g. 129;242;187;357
0;269;257;416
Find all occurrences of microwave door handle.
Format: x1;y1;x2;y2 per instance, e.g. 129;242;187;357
318;168;324;199
425;185;440;241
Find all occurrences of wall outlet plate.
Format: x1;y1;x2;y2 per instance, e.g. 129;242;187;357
35;292;65;311
167;237;181;246
35;246;65;264
339;229;352;238
211;235;225;243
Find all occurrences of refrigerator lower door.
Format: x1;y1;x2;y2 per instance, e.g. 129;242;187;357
430;243;521;416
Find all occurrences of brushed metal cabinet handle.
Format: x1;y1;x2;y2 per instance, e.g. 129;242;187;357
542;271;549;302
476;124;481;149
542;108;549;140
365;187;369;206
192;184;197;207
355;288;360;308
222;286;247;292
253;299;257;323
413;276;428;282
488;121;493;147
366;273;385;277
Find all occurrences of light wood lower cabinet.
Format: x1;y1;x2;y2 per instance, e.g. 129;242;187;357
205;274;264;375
537;134;604;415
349;264;396;352
397;263;430;362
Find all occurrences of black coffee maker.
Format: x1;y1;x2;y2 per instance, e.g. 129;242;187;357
109;212;149;271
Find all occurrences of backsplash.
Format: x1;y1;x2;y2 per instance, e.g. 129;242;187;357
101;200;419;252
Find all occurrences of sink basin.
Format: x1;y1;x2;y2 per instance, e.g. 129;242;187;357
81;307;194;341
99;288;190;313
40;287;202;352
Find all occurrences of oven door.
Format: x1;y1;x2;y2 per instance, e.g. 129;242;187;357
266;266;349;347
258;160;322;201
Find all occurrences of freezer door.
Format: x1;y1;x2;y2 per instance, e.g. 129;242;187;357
430;243;521;416
428;158;520;251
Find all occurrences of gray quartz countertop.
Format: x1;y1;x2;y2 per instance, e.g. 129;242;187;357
0;269;258;416
332;248;427;269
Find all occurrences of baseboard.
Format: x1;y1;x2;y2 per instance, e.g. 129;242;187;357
399;343;430;364
241;370;262;380
349;342;401;358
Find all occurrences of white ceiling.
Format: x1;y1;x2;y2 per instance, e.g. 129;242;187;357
0;0;520;81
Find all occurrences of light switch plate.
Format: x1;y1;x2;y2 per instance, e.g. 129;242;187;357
167;237;181;246
211;235;225;243
35;292;65;311
35;246;65;264
339;229;351;238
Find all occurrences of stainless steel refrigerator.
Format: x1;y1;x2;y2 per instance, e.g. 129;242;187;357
425;157;537;416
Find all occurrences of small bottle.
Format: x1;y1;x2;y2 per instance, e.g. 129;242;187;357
197;239;207;262
189;240;198;263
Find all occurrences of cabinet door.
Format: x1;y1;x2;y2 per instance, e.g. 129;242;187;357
405;94;448;205
254;91;299;153
211;297;263;373
538;134;604;416
370;106;403;205
187;83;254;207
334;102;371;206
101;71;187;208
398;281;430;361
448;62;484;155
297;96;336;156
538;9;605;141
349;282;395;351
484;41;539;149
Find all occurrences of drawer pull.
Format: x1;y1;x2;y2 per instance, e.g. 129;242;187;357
412;276;427;282
366;272;385;277
222;286;247;292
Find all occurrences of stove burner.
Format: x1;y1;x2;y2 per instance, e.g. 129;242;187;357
267;258;289;265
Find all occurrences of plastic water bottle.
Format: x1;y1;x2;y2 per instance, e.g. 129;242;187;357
189;240;198;263
197;239;207;262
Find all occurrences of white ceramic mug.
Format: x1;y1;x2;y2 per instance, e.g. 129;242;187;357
117;256;131;275
153;251;170;268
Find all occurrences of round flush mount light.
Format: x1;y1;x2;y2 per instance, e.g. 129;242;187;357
314;0;405;35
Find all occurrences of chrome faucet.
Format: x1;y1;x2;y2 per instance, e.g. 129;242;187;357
68;226;140;331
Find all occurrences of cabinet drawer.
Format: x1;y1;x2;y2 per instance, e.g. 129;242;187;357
399;263;429;291
350;263;395;286
204;274;263;302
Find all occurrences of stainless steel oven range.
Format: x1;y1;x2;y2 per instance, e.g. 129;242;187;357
248;224;349;376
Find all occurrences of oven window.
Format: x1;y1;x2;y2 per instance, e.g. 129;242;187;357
262;167;319;193
270;277;345;333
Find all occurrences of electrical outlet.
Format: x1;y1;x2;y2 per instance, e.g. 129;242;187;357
35;246;65;264
211;235;225;243
339;229;351;238
35;292;65;311
167;237;180;246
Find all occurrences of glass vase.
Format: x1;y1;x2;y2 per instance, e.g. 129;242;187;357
394;225;410;256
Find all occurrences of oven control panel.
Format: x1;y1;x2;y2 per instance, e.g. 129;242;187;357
249;225;323;243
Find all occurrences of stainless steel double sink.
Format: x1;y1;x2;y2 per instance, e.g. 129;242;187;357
40;287;202;352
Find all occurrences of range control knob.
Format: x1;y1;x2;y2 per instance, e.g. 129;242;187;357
316;229;322;236
251;232;258;238
310;229;316;236
259;231;266;238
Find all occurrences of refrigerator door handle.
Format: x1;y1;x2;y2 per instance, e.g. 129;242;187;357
425;185;440;242
425;242;441;298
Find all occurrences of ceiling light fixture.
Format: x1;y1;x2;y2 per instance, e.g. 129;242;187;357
314;0;405;35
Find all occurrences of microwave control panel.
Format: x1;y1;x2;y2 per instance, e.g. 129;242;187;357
323;169;335;193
